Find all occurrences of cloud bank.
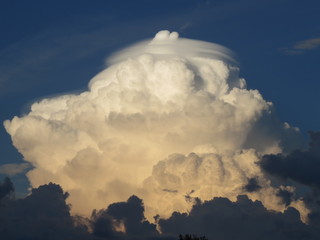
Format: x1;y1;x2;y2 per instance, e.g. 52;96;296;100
2;178;320;240
4;31;306;220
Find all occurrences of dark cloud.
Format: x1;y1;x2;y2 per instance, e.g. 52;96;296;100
0;179;90;240
184;190;199;204
162;189;178;193
92;195;159;240
179;234;208;240
260;131;320;188
276;188;293;206
0;178;172;240
259;132;320;227
244;177;261;192
0;177;14;200
302;191;320;228
3;177;320;240
159;195;320;240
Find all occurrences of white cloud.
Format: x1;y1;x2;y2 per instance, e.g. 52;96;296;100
4;31;305;220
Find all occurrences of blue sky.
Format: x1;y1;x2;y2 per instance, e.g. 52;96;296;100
1;0;320;194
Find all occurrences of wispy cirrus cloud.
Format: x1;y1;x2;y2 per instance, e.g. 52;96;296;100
280;37;320;55
294;38;320;50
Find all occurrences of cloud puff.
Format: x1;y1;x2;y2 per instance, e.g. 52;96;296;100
4;30;304;219
142;150;308;220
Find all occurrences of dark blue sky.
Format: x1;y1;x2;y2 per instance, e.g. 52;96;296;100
1;0;320;194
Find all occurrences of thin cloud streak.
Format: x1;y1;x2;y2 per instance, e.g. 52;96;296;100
280;37;320;55
0;163;31;176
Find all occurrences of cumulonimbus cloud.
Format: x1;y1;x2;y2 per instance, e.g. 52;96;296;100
4;30;307;220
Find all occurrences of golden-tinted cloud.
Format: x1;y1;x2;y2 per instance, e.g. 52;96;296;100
4;31;305;220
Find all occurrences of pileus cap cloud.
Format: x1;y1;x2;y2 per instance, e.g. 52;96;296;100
4;31;306;220
108;30;235;65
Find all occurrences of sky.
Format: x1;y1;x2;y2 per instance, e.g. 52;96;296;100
1;0;320;239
